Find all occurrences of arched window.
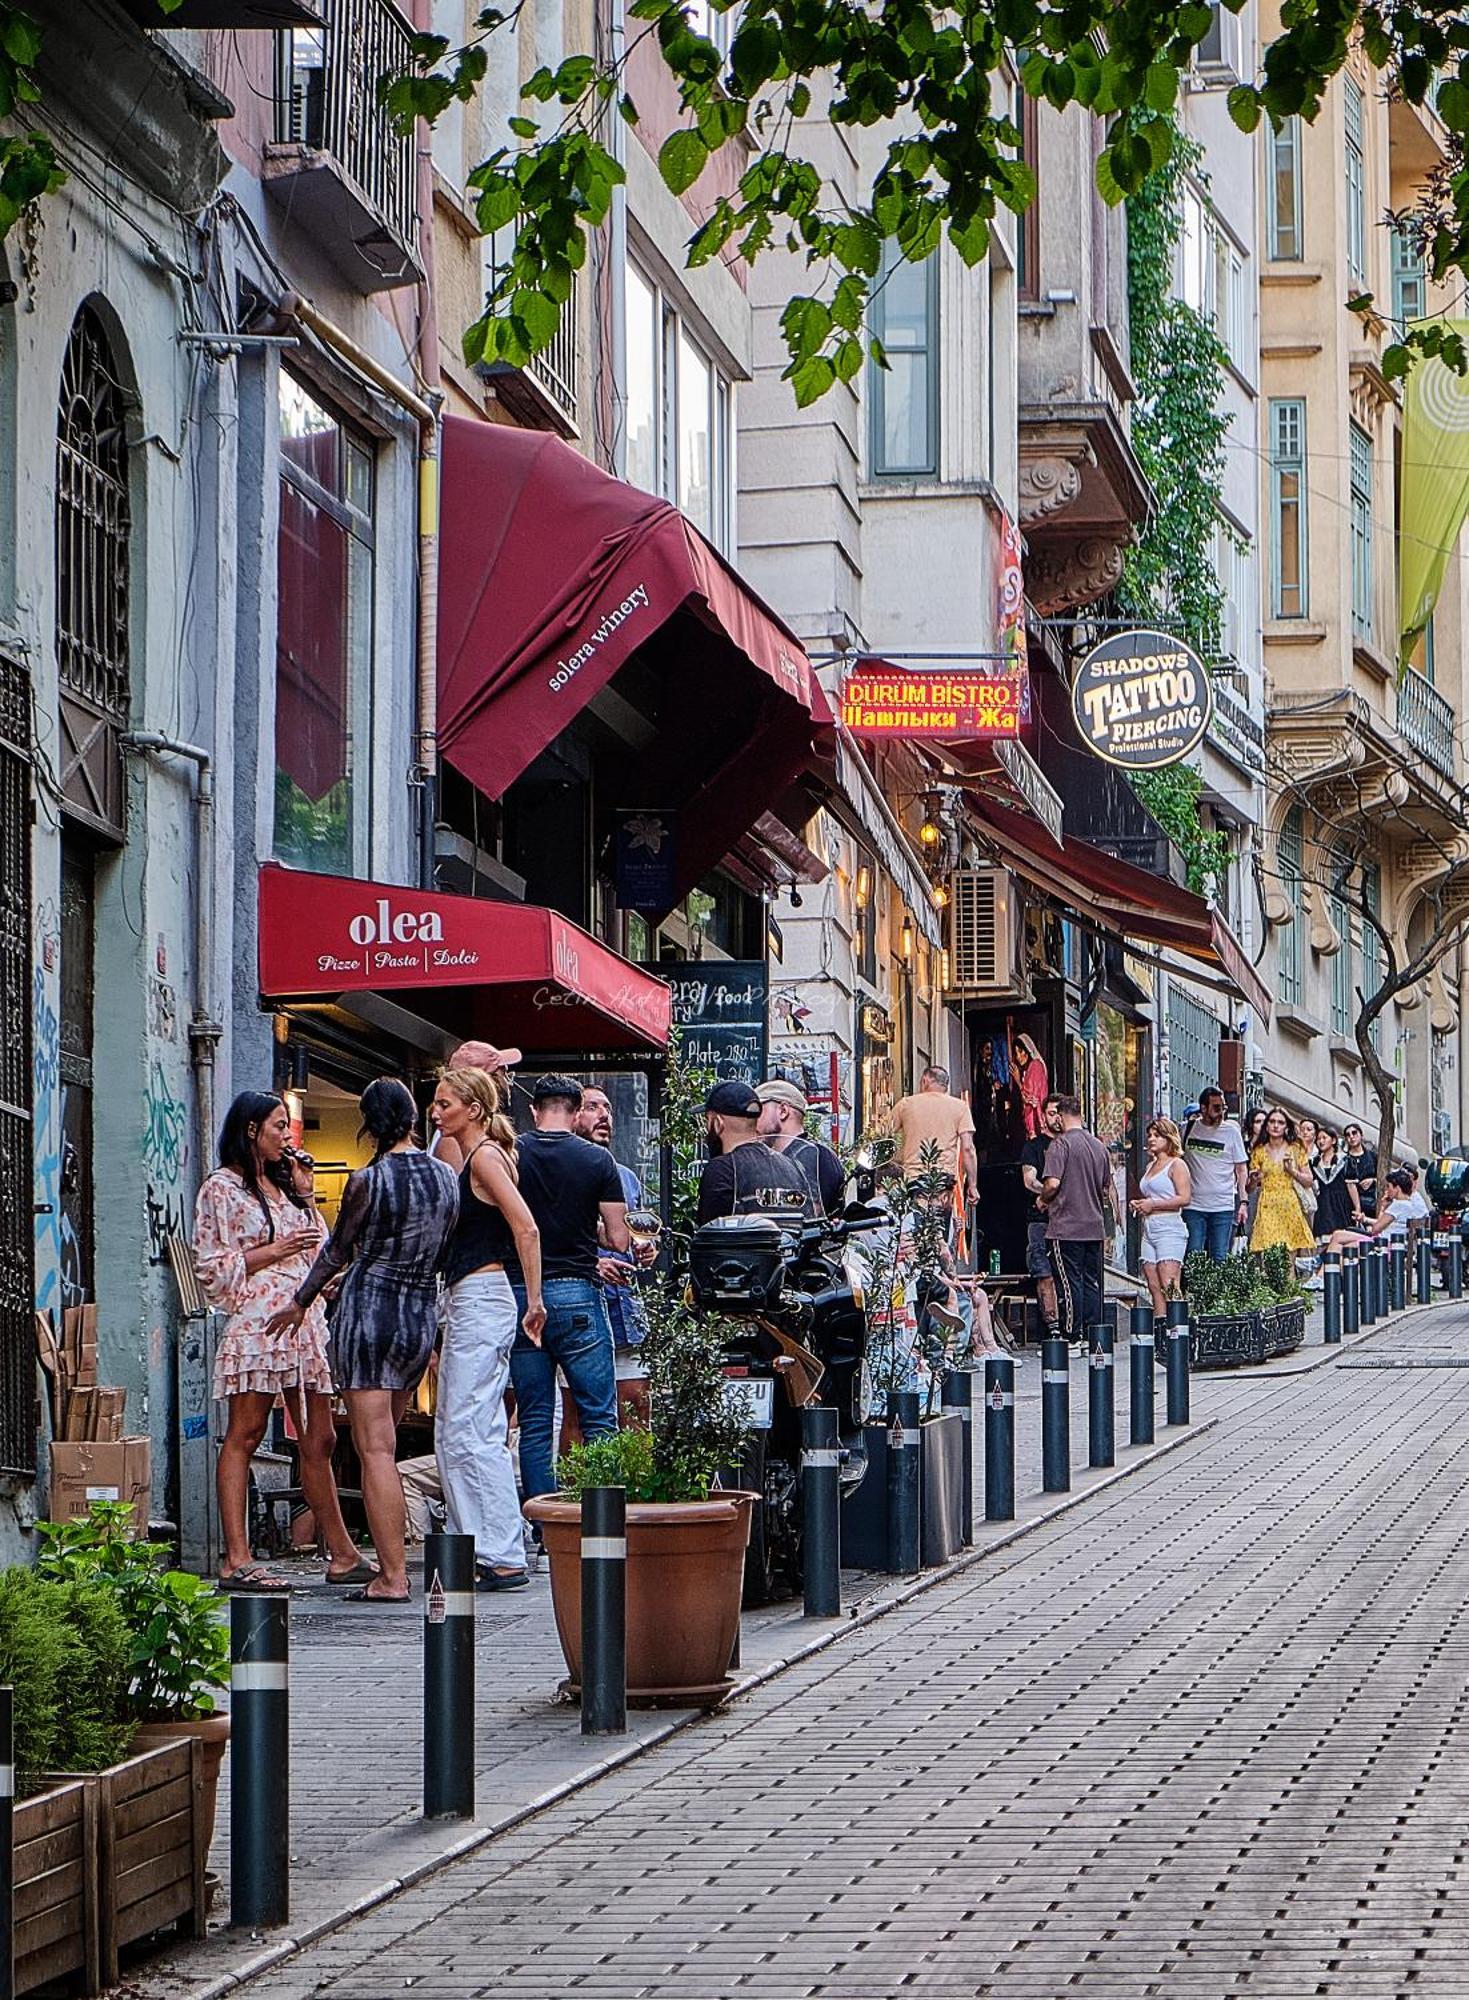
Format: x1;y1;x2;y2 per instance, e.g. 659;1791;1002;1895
56;306;130;839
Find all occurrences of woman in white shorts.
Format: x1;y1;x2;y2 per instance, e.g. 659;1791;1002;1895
1129;1117;1193;1327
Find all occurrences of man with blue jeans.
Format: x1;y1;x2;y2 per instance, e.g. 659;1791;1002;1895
508;1076;629;1501
1182;1086;1248;1260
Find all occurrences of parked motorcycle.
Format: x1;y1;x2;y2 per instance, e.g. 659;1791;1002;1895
688;1197;886;1605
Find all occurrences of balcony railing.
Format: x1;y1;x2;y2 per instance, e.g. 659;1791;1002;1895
1396;665;1456;780
527;295;578;424
276;2;418;286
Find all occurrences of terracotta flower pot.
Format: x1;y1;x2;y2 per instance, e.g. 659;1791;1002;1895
131;1713;230;1855
524;1492;756;1705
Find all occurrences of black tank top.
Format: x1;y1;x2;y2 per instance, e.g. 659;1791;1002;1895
441;1144;517;1286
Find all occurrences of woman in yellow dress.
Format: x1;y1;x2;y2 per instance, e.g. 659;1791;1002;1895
1248;1107;1316;1254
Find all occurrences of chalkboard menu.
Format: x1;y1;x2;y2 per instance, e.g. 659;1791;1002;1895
657;961;768;1082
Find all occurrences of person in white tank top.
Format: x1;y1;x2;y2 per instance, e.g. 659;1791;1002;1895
1129;1117;1192;1329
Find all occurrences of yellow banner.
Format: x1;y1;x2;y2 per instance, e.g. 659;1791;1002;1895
1400;321;1469;668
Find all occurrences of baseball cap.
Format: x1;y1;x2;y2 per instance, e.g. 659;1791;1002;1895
705;1080;761;1118
449;1039;522;1072
532;1073;584;1107
756;1078;809;1115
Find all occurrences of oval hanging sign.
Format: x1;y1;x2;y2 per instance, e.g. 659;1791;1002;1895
1070;628;1213;770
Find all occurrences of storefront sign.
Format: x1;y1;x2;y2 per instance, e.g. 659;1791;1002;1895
840;668;1022;740
658;960;768;1081
614;810;677;912
1070;629;1212;770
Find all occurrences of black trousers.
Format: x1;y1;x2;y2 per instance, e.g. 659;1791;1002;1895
1049;1238;1103;1342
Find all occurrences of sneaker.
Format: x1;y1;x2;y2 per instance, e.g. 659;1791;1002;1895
476;1565;530;1592
927;1301;965;1336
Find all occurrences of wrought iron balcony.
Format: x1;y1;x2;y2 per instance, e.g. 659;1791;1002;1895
1396;665;1456;781
267;2;423;294
481;283;580;433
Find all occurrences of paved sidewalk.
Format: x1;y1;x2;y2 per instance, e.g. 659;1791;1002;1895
130;1290;1422;1998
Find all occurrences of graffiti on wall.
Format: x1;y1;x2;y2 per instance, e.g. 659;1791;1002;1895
141;1057;188;1188
33;926;84;1318
145;1181;187;1267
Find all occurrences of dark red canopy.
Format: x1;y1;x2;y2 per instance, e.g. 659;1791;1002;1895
437;418;832;807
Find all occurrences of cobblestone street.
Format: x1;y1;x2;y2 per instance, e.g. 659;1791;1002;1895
210;1307;1469;2000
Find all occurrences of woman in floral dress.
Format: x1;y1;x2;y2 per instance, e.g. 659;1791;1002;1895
193;1091;368;1592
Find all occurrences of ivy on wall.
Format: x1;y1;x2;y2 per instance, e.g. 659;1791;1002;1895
1117;115;1233;901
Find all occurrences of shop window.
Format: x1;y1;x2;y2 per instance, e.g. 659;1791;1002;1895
869;245;938;477
1350;419;1373;641
1268;116;1302;260
622;257;734;552
1345;75;1366;287
273;372;375;877
1276;807;1303;1005
1268;398;1308;618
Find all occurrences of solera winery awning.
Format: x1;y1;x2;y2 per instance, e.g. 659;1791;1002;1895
966;794;1273;1024
258;864;671;1054
436;420;834;893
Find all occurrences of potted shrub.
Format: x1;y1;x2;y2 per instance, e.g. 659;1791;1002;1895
1183;1248;1310;1368
524;1285;756;1705
37;1505;230;1851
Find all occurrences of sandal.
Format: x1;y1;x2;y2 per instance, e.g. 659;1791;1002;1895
218;1563;292;1593
344;1582;411;1603
325;1557;380;1586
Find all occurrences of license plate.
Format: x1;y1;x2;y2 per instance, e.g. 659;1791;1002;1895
722;1375;775;1428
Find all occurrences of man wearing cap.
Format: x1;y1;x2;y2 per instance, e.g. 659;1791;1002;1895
756;1078;846;1217
507;1076;629;1501
697;1080;813;1224
431;1041;521;1171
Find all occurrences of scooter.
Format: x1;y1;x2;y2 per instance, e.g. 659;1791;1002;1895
688;1198;886;1605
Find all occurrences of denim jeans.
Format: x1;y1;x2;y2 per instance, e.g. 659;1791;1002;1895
510;1277;619;1500
1184;1207;1235;1262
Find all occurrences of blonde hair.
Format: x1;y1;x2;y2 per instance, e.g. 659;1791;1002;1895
1147;1116;1183;1158
439;1066;518;1171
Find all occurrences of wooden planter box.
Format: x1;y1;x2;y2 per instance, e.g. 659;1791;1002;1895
13;1777;100;1997
96;1738;208;1985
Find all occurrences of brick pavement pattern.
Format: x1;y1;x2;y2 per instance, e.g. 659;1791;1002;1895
237;1309;1469;1999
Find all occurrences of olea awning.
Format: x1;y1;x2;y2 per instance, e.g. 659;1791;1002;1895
257;864;671;1054
965;794;1272;1024
436;419;834;899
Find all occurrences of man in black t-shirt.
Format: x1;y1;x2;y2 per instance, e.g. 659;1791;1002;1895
508;1076;629;1504
1019;1094;1062;1333
697;1080;813;1225
756;1078;846;1216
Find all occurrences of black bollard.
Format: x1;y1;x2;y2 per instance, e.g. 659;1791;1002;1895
1129;1302;1155;1446
1322;1249;1342;1344
1374;1240;1390;1319
886;1390;922;1574
1086;1321;1114;1468
1360;1236;1377;1326
940;1368;975;1546
230;1595;289;1930
1165;1299;1191;1427
1041;1335;1070;1493
1450;1233;1464;1300
1417;1233;1434;1306
581;1486;627;1734
801;1405;842;1614
423;1532;475;1817
1390;1238;1407;1313
983;1354;1015;1522
1;1686;12;2000
1342;1241;1360;1338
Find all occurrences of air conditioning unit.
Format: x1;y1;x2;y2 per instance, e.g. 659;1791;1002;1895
946;867;1026;997
1194;2;1245;85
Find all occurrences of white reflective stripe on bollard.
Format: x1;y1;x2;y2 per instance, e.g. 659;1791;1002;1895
988;1389;1014;1408
1041;1369;1069;1384
430;1592;477;1618
581;1537;627;1560
1088;1350;1111;1370
231;1662;288;1692
801;1449;842;1468
0;1761;12;1798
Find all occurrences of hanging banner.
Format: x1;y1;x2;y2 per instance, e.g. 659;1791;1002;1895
1070;629;1212;770
1400;320;1469;667
839;667;1023;739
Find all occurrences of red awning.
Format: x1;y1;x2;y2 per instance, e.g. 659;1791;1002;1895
437;418;833;807
258;864;670;1054
966;794;1272;1023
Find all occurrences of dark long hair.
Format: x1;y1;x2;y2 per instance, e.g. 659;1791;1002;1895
359;1077;417;1158
217;1090;285;1238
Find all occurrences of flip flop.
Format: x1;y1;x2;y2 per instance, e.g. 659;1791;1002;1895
325;1557;380;1586
344;1584;411;1603
218;1563;292;1593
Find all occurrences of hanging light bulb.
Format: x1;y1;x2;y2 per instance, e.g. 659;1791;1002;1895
855;865;872;910
901;913;915;961
918;816;941;848
940;947;952;989
931;881;950;909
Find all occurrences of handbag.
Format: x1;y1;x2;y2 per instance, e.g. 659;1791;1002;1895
1296;1158;1318;1224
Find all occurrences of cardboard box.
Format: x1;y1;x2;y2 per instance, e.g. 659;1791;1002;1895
48;1438;151;1535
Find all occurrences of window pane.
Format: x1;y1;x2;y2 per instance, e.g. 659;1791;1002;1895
1270;400;1307;619
1270;118;1301;260
1345;79;1366;285
870;251;936;475
625;263;658;498
279;372;341;495
677;328;712;535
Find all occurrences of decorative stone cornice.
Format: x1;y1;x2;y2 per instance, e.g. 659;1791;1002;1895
1018;450;1091;526
1024;534;1129;616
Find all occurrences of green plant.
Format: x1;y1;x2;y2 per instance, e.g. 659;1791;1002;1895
661;1026;717;1249
37;1503;229;1720
1132;766;1232;899
0;1568;134;1791
556;1428;659;1500
637;1280;754;1500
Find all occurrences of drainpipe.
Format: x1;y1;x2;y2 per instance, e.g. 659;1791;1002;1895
608;0;628;475
122;734;220;1171
275;292;443;889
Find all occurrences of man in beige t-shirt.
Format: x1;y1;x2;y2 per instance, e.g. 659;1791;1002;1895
890;1066;977;1204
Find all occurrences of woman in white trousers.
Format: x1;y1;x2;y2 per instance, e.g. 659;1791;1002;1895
431;1067;547;1590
